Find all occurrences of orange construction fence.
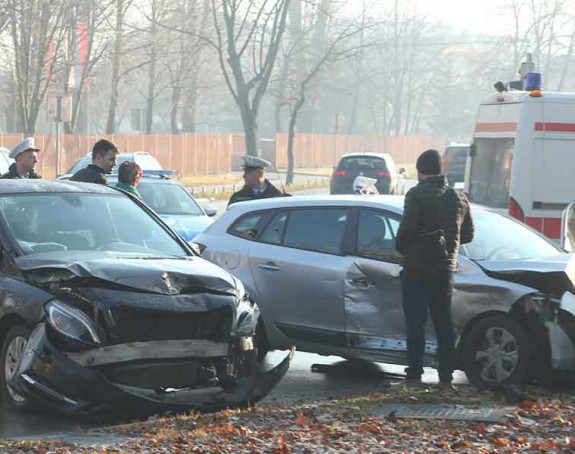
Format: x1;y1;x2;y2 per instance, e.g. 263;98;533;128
0;133;447;178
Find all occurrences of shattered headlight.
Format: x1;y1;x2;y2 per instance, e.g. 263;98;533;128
46;300;102;345
234;296;260;337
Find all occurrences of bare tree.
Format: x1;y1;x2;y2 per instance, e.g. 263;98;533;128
211;0;291;155
5;0;70;133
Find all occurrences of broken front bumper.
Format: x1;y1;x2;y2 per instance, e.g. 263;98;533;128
11;324;292;416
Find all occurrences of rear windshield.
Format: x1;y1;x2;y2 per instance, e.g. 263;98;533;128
339;157;387;172
445;146;468;158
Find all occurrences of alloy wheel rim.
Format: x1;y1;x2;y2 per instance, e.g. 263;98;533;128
474;327;519;383
4;336;27;403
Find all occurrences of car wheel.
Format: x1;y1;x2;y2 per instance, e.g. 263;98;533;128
0;324;31;410
461;316;530;387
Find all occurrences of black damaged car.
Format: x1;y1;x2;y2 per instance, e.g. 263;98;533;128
0;180;291;416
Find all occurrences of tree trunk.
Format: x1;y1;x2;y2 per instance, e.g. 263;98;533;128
106;0;124;134
146;0;157;134
286;96;305;185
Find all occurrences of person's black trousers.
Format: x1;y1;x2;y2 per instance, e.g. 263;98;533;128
400;267;456;382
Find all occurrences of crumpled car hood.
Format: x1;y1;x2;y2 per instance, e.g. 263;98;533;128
478;253;575;294
15;252;238;295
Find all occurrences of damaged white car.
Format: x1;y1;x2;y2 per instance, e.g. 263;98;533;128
194;195;575;386
0;181;291;416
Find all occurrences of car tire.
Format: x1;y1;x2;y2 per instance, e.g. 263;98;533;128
0;324;31;411
461;316;530;387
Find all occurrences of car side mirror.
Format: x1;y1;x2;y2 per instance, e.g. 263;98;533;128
561;202;575;251
469;143;477;157
204;204;218;217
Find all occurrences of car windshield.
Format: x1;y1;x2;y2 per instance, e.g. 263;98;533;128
0;193;189;257
461;208;560;261
339;157;388;172
137;182;204;216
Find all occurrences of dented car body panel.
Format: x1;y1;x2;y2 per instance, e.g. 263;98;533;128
195;195;575;378
0;181;291;415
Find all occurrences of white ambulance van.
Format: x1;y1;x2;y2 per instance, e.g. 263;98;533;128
464;89;575;240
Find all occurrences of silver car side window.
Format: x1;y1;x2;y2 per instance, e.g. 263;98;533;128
283;209;348;255
357;209;401;262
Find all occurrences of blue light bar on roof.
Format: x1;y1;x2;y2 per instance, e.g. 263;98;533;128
142;169;177;176
526;72;542;91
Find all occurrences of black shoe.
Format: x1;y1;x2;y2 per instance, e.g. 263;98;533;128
404;377;424;388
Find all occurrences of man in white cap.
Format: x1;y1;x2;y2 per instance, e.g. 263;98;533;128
0;137;41;179
228;155;288;206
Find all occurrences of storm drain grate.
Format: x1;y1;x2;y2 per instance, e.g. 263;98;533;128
372;404;512;422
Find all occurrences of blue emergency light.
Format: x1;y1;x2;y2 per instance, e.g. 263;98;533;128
526;72;542;91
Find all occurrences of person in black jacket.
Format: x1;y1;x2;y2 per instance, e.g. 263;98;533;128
396;149;474;387
228;155;288;206
0;137;41;179
70;139;119;184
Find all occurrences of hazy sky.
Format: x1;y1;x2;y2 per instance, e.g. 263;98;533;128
364;0;511;35
422;0;509;34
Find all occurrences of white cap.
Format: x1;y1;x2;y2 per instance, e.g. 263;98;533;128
10;137;40;159
242;155;271;170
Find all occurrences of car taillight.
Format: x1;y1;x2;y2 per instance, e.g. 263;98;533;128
333;170;347;176
377;171;390;177
509;197;525;222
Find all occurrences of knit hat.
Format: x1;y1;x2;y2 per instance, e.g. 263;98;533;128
416;149;442;175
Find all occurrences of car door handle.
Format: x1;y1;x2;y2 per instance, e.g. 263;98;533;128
349;277;370;288
258;262;280;272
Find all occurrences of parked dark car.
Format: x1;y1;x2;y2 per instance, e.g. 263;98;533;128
0;180;290;416
107;173;218;241
330;153;404;195
443;144;469;186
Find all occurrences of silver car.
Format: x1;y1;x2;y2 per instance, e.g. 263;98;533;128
194;195;575;386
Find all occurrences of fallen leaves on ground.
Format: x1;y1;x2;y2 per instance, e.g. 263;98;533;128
1;384;574;453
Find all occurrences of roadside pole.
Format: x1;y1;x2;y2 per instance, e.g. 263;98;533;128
55;96;62;177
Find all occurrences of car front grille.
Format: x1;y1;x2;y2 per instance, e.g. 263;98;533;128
106;305;233;344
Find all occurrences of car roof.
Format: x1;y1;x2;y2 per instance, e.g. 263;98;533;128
340;152;392;160
227;195;406;215
107;174;178;185
0;179;122;195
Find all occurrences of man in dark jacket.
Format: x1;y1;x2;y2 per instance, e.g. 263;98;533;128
396;149;474;386
0;137;41;179
70;139;119;184
228;155;288;206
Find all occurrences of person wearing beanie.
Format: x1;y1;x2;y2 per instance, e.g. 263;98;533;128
395;149;475;387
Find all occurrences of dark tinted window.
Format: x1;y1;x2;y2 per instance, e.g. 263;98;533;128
339;157;387;172
445;146;469;158
228;212;269;239
284;209;347;254
260;211;288;245
357;210;401;262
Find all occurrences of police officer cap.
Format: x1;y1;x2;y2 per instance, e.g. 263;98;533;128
242;155;270;170
10;137;40;159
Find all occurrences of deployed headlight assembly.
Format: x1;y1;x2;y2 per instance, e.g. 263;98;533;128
46;300;102;344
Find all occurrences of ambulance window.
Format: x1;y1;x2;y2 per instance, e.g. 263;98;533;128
469;138;514;209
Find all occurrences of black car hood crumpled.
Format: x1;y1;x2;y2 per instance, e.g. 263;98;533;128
15;252;238;296
479;253;575;294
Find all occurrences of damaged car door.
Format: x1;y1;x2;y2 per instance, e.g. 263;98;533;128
342;208;433;362
0;184;291;416
248;208;350;351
